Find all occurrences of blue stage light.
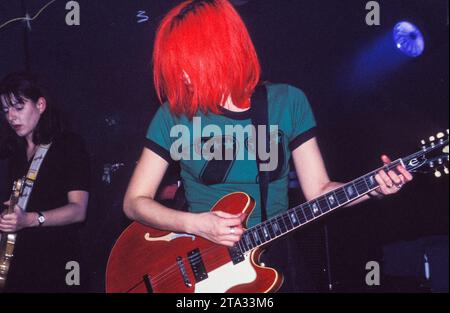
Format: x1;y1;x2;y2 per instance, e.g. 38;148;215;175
393;21;425;58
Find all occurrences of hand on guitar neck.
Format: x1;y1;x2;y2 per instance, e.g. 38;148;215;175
368;155;414;199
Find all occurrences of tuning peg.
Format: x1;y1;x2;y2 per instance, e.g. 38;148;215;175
444;167;449;175
437;132;445;139
429;136;436;142
421;140;426;146
435;170;442;178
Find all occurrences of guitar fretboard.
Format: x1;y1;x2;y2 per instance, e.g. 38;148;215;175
236;159;403;254
232;135;449;255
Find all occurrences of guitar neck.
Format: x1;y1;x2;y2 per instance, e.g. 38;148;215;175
5;194;19;215
5;181;22;215
237;159;405;254
234;133;449;254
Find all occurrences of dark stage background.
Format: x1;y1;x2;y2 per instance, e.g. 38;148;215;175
0;0;448;292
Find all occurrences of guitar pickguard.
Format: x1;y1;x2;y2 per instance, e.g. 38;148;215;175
195;255;257;293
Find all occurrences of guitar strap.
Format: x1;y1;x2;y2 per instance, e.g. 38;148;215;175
250;83;270;222
17;143;52;212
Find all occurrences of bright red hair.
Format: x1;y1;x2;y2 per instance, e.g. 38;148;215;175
153;0;261;118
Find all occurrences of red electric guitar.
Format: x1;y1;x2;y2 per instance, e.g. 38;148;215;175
106;131;449;293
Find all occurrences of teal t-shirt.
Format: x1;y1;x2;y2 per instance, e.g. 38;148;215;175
145;83;316;227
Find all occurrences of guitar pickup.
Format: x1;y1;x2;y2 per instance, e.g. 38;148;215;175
176;256;192;288
187;249;208;283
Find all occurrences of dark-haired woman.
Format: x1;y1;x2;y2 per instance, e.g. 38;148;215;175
0;73;90;293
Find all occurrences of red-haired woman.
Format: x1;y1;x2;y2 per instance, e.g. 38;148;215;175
124;0;412;292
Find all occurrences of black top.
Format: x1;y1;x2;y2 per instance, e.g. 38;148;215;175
3;132;90;293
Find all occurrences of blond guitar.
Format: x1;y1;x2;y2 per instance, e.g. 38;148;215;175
0;178;24;291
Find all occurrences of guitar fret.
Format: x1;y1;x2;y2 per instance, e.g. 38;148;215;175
244;232;255;249
288;210;301;227
365;174;378;189
252;229;261;245
240;237;249;252
277;216;288;233
237;240;245;253
271;220;282;236
256;227;266;244
318;197;330;213
296;207;307;224
325;192;339;209
310;201;322;217
261;224;272;241
335;188;348;205
266;220;276;238
344;183;358;200
355;178;369;194
282;214;294;230
302;204;314;220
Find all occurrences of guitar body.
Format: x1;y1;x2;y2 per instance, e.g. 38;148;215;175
106;192;283;293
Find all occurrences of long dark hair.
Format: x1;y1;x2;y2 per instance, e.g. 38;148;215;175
0;72;63;158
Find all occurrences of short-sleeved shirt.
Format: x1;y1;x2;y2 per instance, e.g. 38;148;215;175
145;84;316;227
4;131;91;293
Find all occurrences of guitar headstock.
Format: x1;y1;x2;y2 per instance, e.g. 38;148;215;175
407;129;449;177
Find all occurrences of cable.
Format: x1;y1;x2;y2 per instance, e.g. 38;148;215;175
0;0;57;31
